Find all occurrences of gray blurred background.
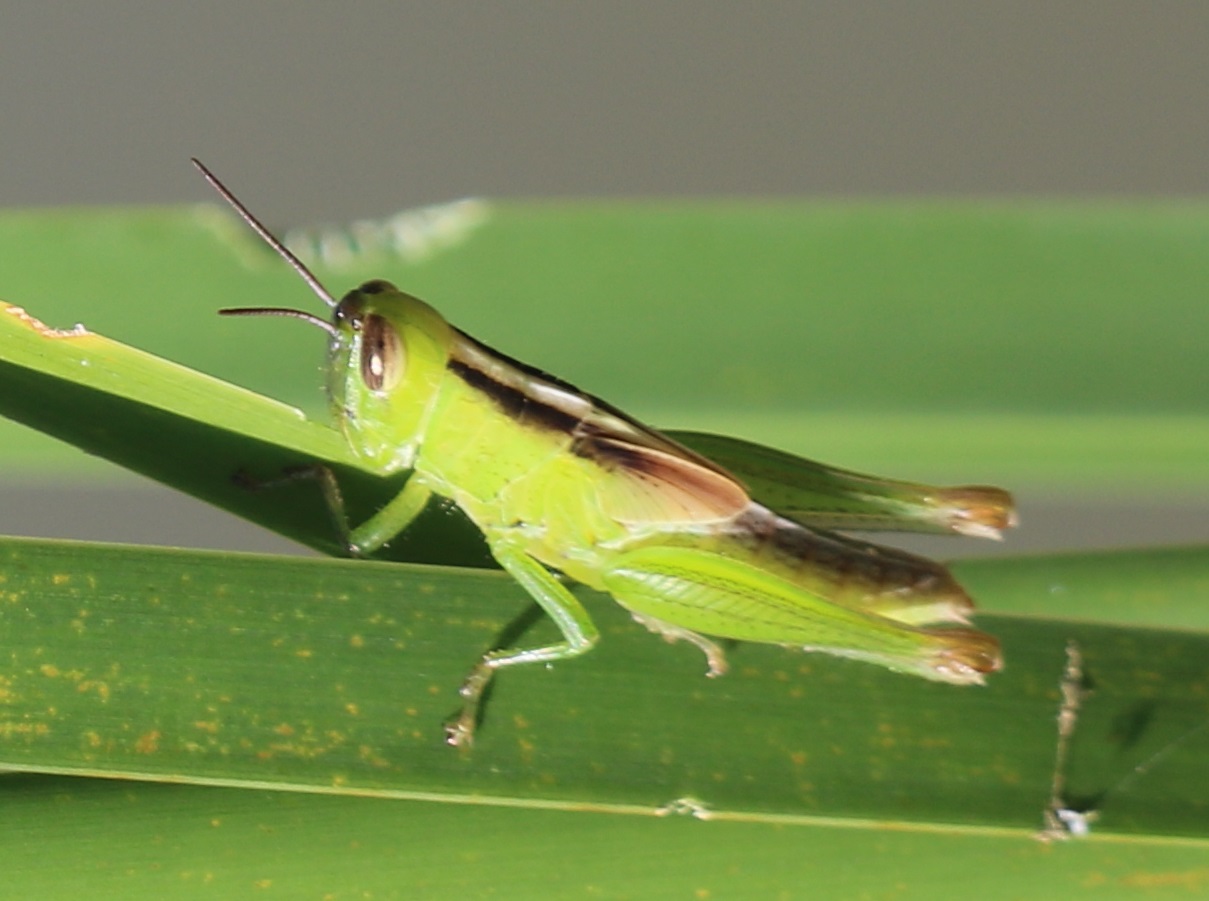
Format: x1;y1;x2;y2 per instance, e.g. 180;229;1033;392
1;2;1207;555
4;3;1208;212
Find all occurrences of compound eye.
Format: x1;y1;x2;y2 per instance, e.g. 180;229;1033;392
359;314;404;392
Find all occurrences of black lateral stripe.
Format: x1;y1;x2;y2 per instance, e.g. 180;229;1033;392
567;423;652;471
449;329;739;482
453;328;647;427
455;329;584;395
447;357;582;434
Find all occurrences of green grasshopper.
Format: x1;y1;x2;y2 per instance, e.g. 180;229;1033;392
193;160;1014;747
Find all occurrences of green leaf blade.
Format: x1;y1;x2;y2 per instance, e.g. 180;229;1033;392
3;534;1208;841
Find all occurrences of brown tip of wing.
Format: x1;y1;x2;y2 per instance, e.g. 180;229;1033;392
935;486;1018;539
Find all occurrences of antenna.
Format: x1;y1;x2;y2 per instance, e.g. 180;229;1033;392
217;305;339;337
191;158;338;310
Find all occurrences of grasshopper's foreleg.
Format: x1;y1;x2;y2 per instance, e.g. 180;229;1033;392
446;541;600;748
342;476;433;556
235;464;431;556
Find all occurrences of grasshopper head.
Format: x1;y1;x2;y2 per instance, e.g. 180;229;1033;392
193;161;452;473
328;279;454;472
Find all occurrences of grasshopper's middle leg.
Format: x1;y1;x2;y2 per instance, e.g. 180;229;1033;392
446;540;600;748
